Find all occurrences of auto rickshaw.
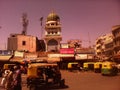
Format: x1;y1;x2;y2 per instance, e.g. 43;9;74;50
94;62;102;73
27;62;65;90
67;62;79;71
3;64;16;70
83;62;94;71
101;61;118;76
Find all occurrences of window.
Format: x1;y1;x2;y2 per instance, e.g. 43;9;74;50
22;41;26;46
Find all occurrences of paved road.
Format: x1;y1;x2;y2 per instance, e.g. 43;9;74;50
0;71;120;90
62;71;120;90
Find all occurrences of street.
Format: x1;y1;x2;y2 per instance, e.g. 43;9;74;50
0;70;120;90
62;71;120;90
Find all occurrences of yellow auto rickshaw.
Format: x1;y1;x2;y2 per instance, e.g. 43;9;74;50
94;62;102;73
27;62;65;90
83;62;94;71
67;62;79;71
3;64;16;70
101;61;118;76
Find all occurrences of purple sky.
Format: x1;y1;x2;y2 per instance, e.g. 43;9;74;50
0;0;120;49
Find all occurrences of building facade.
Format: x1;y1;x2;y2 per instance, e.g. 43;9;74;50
112;25;120;55
44;11;62;52
104;33;113;57
95;33;113;59
7;34;38;52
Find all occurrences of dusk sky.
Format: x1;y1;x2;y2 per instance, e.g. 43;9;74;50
0;0;120;49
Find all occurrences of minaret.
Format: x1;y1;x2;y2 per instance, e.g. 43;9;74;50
44;11;62;52
21;13;29;35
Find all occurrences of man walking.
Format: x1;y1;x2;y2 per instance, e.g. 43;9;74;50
13;65;22;90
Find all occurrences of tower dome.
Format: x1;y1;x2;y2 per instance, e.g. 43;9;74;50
47;11;60;21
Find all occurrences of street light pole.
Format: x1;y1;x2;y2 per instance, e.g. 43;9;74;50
40;17;43;39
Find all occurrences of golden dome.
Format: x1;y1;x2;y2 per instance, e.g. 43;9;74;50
47;11;60;21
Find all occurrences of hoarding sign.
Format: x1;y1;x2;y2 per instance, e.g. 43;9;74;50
0;50;12;55
14;51;24;57
75;54;87;60
60;54;74;57
47;57;60;62
60;43;69;48
48;54;60;58
87;54;94;59
60;48;74;54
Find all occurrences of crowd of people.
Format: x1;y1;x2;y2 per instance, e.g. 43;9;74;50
0;64;22;90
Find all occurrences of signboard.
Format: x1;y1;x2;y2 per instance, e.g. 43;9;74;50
87;54;94;59
14;51;24;57
48;54;60;58
60;48;74;54
60;54;74;57
0;50;12;55
75;54;87;60
25;54;38;58
0;56;12;60
75;48;94;54
47;57;60;62
60;43;69;48
75;54;94;60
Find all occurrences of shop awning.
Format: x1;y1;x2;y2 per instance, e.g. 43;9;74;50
10;57;24;63
47;57;60;62
0;55;12;61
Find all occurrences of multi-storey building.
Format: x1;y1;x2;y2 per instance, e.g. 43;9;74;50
95;35;105;59
104;33;113;57
112;25;120;55
95;33;113;59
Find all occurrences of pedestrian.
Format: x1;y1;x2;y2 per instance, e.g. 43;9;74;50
12;65;22;90
1;70;10;88
5;69;14;90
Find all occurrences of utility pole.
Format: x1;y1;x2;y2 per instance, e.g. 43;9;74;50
40;17;43;39
88;32;91;48
39;17;45;51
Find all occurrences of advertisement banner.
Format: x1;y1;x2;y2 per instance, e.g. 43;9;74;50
60;43;69;48
87;54;94;59
48;54;60;58
14;51;24;57
60;54;74;57
75;54;87;60
47;57;60;62
60;48;74;54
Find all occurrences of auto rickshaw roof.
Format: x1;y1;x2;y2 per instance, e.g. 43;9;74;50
102;61;116;65
28;63;58;68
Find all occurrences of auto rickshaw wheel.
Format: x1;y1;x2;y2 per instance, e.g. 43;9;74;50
29;85;36;90
59;79;65;87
